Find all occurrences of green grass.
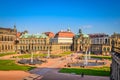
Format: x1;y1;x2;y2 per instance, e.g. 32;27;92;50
90;55;111;60
0;60;35;71
59;67;110;76
0;52;16;57
16;51;72;58
51;51;72;57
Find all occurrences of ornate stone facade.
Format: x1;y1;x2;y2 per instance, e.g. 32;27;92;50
17;33;50;53
111;33;120;80
89;33;111;55
17;29;74;54
73;29;91;52
0;26;17;53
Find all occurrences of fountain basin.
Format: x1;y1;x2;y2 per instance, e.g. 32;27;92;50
69;62;105;67
18;59;47;65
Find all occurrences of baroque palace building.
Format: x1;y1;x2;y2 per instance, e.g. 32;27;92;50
89;33;111;55
17;33;51;54
51;28;74;53
110;33;120;80
0;26;118;56
17;28;75;54
73;29;90;53
0;26;17;53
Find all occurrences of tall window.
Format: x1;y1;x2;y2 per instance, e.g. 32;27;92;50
5;45;7;50
2;45;4;50
0;36;2;41
4;36;6;41
11;45;13;50
2;36;3;41
38;46;39;50
11;37;13;41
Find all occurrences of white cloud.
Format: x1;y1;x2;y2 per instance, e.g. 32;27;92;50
81;25;93;29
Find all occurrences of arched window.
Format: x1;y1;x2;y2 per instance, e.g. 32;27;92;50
26;46;28;50
11;37;13;41
32;40;34;43
20;46;22;50
8;45;10;50
40;46;42;50
38;46;39;50
4;36;6;41
103;47;106;52
8;36;10;41
107;47;110;52
11;45;13;50
105;39;108;44
5;45;7;50
34;46;36;50
2;36;3;41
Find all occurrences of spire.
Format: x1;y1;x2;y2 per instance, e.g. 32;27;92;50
79;28;82;34
14;24;17;32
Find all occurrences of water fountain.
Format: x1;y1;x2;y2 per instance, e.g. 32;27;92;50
47;49;50;58
88;51;91;59
69;50;105;67
18;51;47;65
84;51;88;65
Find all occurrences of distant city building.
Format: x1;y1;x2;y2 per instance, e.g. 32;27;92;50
73;29;90;52
110;33;120;80
0;25;17;53
89;33;111;55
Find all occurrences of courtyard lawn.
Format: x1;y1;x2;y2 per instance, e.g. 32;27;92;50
59;67;110;76
0;60;35;71
82;55;111;60
51;51;72;57
90;55;111;60
0;52;15;57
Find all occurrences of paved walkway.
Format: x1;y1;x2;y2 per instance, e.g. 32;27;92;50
28;53;110;80
0;53;110;80
29;68;109;80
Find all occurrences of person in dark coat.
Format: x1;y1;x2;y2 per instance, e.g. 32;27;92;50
81;72;84;77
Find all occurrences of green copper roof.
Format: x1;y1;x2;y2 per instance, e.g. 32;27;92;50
83;33;89;37
20;33;48;38
75;33;89;38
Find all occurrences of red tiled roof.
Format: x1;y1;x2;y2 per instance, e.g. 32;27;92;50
44;32;54;38
55;31;74;38
16;32;21;38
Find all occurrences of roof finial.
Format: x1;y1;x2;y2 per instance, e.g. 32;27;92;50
67;27;71;32
14;24;17;32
